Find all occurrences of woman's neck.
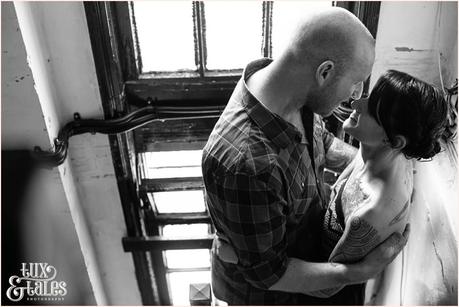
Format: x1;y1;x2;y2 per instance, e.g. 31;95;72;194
358;143;404;178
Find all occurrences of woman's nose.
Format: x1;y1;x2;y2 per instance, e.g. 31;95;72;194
351;81;364;100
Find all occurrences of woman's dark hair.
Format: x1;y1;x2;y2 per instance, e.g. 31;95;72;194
368;70;448;159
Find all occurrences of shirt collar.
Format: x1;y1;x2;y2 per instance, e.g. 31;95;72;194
238;58;308;148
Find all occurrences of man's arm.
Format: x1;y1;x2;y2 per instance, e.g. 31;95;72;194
268;224;409;295
325;137;358;173
215;223;410;296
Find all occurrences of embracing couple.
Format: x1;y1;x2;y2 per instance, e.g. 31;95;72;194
201;7;448;305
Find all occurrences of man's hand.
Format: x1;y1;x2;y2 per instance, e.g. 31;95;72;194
346;223;410;284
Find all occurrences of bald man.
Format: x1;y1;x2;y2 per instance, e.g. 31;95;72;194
202;7;409;305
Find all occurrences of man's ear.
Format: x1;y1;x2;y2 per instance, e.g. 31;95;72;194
392;135;407;151
316;60;335;87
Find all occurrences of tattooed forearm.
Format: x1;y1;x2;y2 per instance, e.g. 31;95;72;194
309;218;380;298
389;200;410;226
329;216;381;263
325;138;358;173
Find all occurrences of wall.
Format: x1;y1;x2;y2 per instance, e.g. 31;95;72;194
1;2;49;149
366;2;458;305
2;2;141;305
370;1;458;89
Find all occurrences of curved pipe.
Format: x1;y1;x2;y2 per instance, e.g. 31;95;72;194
33;105;222;167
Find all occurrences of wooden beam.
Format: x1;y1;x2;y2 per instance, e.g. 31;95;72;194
123;235;214;251
141;177;204;192
153;213;211;225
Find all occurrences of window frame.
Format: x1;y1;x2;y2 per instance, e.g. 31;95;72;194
130;1;273;79
84;1;381;305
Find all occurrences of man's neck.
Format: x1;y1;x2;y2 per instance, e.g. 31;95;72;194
246;60;310;122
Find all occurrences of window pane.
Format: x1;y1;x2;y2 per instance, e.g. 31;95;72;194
141;150;202;179
168;271;211;305
133;1;196;72
272;1;333;58
205;1;262;70
162;224;209;238
152;190;205;213
165;249;210;269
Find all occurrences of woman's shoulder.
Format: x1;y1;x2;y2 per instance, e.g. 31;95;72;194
352;174;412;238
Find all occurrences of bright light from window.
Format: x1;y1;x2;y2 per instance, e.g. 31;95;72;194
133;1;196;72
165;249;210;269
205;1;262;70
272;1;333;58
168;271;210;305
162;224;209;238
141;150;203;178
152;190;205;213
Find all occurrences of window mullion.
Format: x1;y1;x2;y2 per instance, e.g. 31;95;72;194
193;2;207;77
262;1;273;58
128;2;143;75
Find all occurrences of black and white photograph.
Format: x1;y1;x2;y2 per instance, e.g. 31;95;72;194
1;1;458;305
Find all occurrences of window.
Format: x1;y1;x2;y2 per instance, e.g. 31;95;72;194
85;1;380;305
139;149;212;305
131;1;333;78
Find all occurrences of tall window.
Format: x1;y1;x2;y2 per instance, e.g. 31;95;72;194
132;2;333;304
86;1;380;305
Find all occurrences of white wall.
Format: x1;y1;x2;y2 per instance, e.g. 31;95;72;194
2;2;142;305
366;2;458;305
370;1;458;89
1;1;49;149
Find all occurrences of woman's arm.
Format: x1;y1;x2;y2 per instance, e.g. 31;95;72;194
307;213;382;297
311;192;410;297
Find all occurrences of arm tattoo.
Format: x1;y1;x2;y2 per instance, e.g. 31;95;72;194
330;216;381;263
389;200;410;226
325;138;358;173
309;217;380;297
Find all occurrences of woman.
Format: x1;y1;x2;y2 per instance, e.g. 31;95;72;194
316;69;448;303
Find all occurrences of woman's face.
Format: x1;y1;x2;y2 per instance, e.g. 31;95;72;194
343;98;387;146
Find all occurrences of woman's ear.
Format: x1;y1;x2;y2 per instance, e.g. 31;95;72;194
392;135;407;151
315;60;335;87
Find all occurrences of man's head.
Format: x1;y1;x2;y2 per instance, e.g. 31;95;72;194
278;7;375;116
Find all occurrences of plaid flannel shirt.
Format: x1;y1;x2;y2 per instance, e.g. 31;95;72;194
202;59;335;305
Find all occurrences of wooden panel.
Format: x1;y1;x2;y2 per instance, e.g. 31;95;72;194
126;77;238;103
135;117;218;152
122;235;214;251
